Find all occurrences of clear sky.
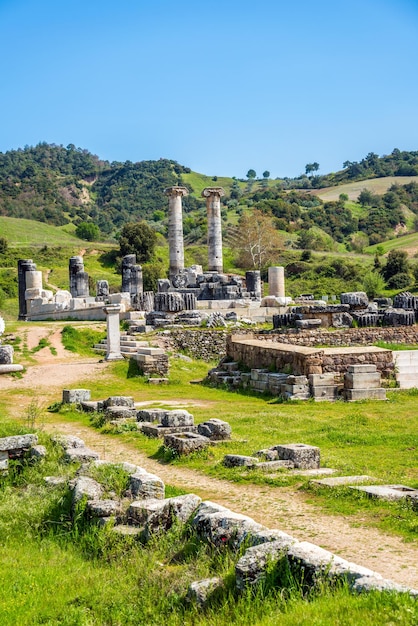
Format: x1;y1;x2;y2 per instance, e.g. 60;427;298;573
1;0;418;178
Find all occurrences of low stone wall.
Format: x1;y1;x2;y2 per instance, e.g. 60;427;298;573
265;326;418;347
166;329;229;361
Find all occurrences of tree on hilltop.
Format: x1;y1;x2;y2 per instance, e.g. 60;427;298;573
246;169;257;180
305;162;319;176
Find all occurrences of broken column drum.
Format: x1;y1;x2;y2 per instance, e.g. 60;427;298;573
121;254;143;301
69;256;89;298
268;266;285;298
18;259;37;320
165;186;189;279
96;280;109;301
246;271;262;299
202;187;225;273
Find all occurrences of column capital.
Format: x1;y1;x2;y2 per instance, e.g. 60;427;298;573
164;186;189;197
201;187;225;198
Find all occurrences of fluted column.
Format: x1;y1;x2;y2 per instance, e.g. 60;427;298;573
202;187;225;273
165;186;188;279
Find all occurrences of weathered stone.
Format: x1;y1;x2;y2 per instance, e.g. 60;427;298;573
255;460;295;472
103;396;135;408
254;448;279;461
136;408;167;423
235;539;295;589
87;499;123;518
0;450;9;471
192;502;264;548
186;578;223;607
160;410;194;428
129;471;165;499
130;494;202;537
70;476;102;503
0;433;38;452
344;372;381;389
222;455;259;468
272;443;320;469
346;364;377;374
310;476;373;487
44;476;66;486
141;424;197;438
29;445;47;461
62;389;91;404
164;432;209;455
344;388;386;401
0;345;13;364
52;434;85;448
64;447;100;463
351;485;418;501
105;406;137;420
352;576;418;596
197;419;231;440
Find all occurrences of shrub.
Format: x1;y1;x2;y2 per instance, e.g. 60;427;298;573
386;272;411;289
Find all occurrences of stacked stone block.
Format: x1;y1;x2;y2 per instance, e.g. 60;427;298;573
344;364;386;401
134;347;169;377
309;373;343;402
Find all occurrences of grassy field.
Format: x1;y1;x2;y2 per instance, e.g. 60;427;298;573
0;216;82;246
366;231;418;256
310;176;418;203
0;415;416;625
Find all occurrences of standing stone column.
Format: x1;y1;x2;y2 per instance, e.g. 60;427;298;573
18;259;37;320
202;187;225;273
268;266;285;298
246;271;262;299
103;304;124;361
69;256;89;298
121;254;143;304
165;186;188;279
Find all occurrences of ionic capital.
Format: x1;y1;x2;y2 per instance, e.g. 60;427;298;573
201;187;225;198
164;186;189;198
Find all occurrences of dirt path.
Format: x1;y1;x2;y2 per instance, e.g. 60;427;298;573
1;324;417;588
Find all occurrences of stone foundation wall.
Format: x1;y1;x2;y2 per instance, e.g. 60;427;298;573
264;326;418;347
166;329;229;361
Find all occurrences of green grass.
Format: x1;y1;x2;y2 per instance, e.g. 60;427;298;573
312;176;418;203
0;429;416;625
366;231;418;256
0;216;81;246
61;324;106;356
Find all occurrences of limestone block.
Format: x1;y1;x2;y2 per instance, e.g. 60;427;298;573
160;410;194;428
352;576;418;596
164;432;209;455
254;448;279;461
347;364;377;374
129;471;165;499
344;388;386;401
311;385;342;400
272;444;320;469
62;389;91;404
310;476;373;488
197;419;231;440
0;451;8;471
0;345;13;365
256;460;295;472
137;347;164;356
235;539;296;589
0;364;23;374
54;290;72;304
223;454;259;468
105;406;137;421
86;499;123;518
351;485;418;501
52;434;85;448
193;507;264;548
103;396;135;408
130;494;202;536
309;373;337;386
141;424;196;438
136;409;167;423
25;288;43;300
249;529;296;546
344;372;381;389
64;447;100;463
70;476;102;503
0;433;38;451
186;578;223;607
29;445;47;461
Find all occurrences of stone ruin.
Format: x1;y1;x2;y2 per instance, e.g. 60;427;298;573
0;315;23;375
3;429;416;601
273;290;418;330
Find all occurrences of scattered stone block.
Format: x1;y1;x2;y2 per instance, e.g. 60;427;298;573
0;434;38;452
103;396;135;408
164;432;210;455
309;373;337;386
235;538;295;589
112;525;142;537
129;471;165;499
141;424;196;438
62;389;91;404
64;447;100;463
290;468;336;476
145;494;202;536
272;444;320;469
136;408;167;423
351;485;418;501
347;364;377;374
254;448;279;461
255;460;295;472
105;406;137;421
160;410;194;428
344;372;381;389
186;578;223;607
310;475;373;487
222;454;259;468
29;445;47;461
52;434;85;448
197;419;231;440
192;501;264;548
87;499;123;518
80;400;104;412
0;450;9;471
148;378;169;384
352;576;418;596
70;476;102;503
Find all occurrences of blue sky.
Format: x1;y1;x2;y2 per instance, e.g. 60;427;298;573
1;0;418;178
